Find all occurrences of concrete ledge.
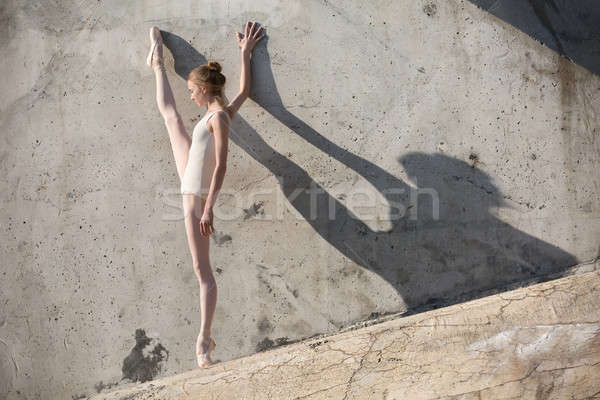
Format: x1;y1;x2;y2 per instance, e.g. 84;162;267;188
90;271;600;399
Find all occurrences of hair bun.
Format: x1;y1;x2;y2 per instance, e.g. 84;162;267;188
207;61;222;73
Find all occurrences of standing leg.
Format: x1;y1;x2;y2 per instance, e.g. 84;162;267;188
150;29;191;181
182;194;218;366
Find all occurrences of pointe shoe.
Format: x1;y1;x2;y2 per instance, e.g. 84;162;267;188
146;26;164;70
196;337;216;368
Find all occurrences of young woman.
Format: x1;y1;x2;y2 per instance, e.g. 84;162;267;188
146;22;264;368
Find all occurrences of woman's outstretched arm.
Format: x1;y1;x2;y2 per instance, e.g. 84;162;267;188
226;21;265;116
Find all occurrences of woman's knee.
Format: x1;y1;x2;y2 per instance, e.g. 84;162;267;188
163;110;183;128
193;262;215;281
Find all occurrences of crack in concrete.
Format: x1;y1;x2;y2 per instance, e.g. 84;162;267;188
341;332;378;400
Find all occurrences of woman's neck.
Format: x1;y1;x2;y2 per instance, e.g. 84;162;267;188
206;99;222;111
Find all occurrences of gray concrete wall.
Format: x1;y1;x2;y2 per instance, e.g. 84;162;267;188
1;0;598;399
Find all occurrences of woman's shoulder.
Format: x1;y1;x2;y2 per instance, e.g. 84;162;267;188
208;107;233;122
206;108;233;134
219;107;233;120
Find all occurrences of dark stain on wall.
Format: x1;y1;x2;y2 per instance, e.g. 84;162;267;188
468;152;480;168
92;380;120;394
256;337;274;352
122;329;169;383
423;2;438;17
243;201;265;220
257;316;273;333
255;336;291;352
212;232;232;246
522;0;587;215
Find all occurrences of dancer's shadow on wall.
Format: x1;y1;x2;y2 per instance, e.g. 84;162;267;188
467;0;600;76
163;31;577;316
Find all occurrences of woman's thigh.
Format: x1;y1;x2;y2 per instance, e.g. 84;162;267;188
182;194;211;274
165;113;192;182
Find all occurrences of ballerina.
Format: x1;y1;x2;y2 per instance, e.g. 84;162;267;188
146;21;265;368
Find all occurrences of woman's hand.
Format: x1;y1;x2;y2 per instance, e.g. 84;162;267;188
236;21;265;54
200;208;215;236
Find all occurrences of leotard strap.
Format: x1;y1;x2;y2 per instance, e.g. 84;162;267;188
206;109;231;123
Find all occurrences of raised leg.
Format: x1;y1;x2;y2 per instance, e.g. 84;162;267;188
153;65;191;182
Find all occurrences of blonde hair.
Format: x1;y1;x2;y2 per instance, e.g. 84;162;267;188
188;61;227;107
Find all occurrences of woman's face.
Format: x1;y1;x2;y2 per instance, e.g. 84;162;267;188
187;81;206;107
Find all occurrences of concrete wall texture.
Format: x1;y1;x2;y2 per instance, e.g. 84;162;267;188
1;0;598;399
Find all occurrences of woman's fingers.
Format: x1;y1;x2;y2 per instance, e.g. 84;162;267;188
244;21;250;39
201;218;207;236
199;219;214;236
244;21;263;39
252;26;263;39
238;22;265;51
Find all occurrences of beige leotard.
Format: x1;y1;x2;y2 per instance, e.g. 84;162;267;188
180;109;230;199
